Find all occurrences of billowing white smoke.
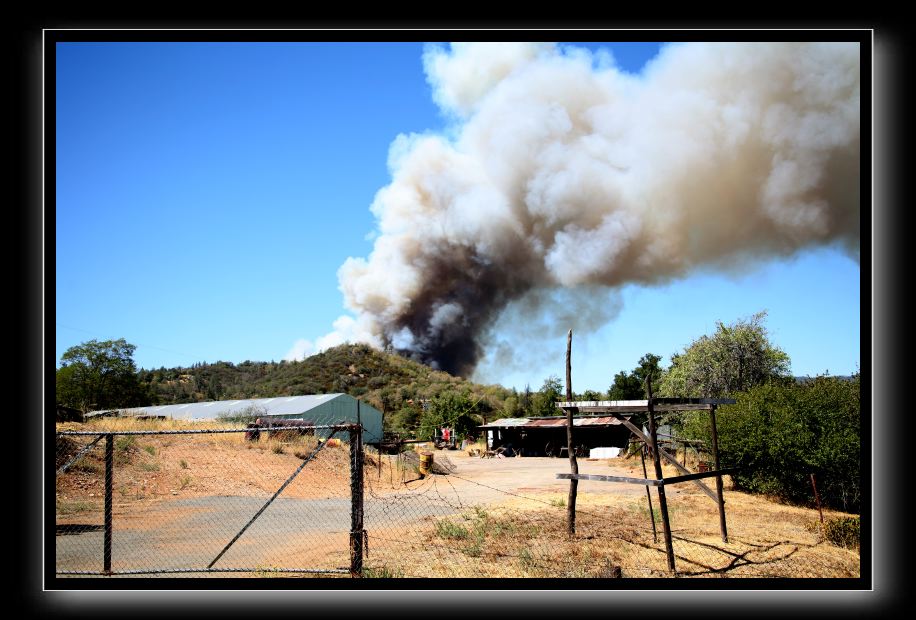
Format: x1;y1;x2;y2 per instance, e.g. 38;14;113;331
294;41;860;375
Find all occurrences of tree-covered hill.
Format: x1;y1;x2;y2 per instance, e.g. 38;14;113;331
136;343;519;433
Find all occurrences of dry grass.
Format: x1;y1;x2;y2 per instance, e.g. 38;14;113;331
362;482;860;579
56;419;860;579
56;419;405;520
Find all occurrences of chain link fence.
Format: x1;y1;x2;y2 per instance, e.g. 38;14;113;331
56;423;859;579
56;424;361;577
355;448;859;578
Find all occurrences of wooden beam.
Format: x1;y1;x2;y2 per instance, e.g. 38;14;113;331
655;468;738;486
646;378;675;572
559;404;715;413
556;473;662;486
709;404;729;543
557;468;737;485
610;413;721;505
641;444;658;543
556;469;737;486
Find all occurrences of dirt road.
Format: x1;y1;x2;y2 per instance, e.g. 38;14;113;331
57;452;678;575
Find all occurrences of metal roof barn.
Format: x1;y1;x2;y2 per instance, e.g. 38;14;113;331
479;416;627;429
477;415;632;457
86;393;383;445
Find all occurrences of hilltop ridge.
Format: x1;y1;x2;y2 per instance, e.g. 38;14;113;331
137;343;517;425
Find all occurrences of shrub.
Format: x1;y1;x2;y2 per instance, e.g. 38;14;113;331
435;519;469;540
679;375;859;512
824;516;860;549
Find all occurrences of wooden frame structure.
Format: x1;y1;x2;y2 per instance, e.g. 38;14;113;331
555;388;736;573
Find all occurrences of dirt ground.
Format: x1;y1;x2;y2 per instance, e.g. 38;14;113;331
56;429;860;578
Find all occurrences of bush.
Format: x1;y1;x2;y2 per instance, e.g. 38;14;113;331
824;516;860;549
679;375;859;512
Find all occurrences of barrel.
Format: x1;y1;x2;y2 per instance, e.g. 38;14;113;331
418;451;434;477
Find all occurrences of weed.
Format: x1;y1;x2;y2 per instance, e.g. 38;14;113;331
179;475;192;490
251;565;285;578
629;500;675;523
271;443;285;455
139;461;160;472
463;538;483;557
549;496;566;508
70;460;103;475
363;566;404;578
435;519;469;540
518;547;536;570
142;444;157;456
57;500;97;515
114;435;136;465
179;459;189;469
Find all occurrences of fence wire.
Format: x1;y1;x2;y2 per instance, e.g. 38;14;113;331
56;425;355;577
358;450;859;579
56;425;859;579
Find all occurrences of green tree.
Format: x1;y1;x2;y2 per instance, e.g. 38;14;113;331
608;353;662;398
519;384;534;417
56;338;151;412
608;371;643;400
658;311;790;398
417;390;481;440
532;375;564;417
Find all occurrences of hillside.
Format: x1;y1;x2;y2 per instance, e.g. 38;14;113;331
136;343;517;431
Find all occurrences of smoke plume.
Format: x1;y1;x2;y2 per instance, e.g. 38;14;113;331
321;42;860;376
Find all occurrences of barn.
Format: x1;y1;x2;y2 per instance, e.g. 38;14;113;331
478;414;633;457
86;393;383;445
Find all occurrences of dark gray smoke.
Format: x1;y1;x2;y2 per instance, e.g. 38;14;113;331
315;42;860;377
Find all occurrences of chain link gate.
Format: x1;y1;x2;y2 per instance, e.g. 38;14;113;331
56;424;365;577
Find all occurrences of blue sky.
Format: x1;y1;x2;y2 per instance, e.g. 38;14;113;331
55;41;861;392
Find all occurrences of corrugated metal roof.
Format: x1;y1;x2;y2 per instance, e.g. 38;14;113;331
88;394;346;421
480;416;624;429
556;400;648;408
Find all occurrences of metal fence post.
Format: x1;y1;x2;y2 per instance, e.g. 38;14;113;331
349;424;364;577
104;433;113;575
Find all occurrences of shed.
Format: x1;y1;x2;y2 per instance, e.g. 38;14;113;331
86;393;383;445
478;414;633;457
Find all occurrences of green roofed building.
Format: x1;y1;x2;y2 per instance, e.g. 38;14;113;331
85;393;383;445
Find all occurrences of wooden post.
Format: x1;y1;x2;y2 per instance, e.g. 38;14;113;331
104;433;113;575
640;443;658;543
646;378;675;572
565;329;578;538
709;404;729;543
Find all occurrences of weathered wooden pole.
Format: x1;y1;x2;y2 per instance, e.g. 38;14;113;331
646;377;675;572
709;404;729;542
640;443;658;543
565;329;578;538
